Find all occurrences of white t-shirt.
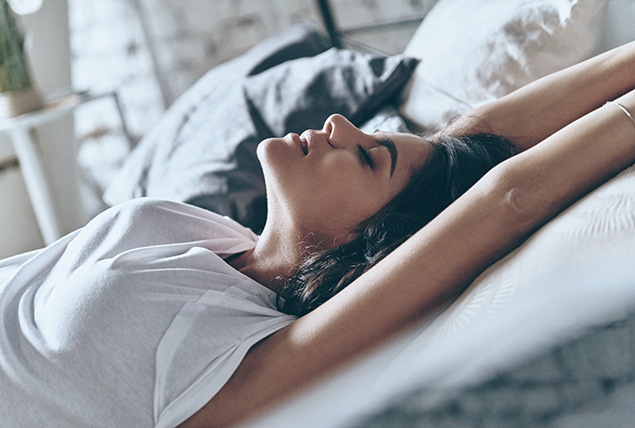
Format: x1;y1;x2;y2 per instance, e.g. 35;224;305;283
0;198;296;428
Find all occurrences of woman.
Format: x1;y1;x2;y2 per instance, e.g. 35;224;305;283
179;40;635;427
1;41;634;428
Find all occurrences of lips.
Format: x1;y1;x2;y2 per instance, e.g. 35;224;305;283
291;132;308;155
300;136;308;155
301;130;315;155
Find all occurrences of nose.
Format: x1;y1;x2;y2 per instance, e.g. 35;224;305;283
323;114;365;148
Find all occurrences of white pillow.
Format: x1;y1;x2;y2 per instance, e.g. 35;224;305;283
400;0;608;131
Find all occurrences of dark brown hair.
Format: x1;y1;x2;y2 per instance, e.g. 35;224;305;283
278;133;516;317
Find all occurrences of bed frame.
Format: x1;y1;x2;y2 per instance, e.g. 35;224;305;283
315;0;428;53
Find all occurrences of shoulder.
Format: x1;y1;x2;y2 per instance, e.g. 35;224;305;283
104;197;210;219
74;198;258;263
98;198;257;237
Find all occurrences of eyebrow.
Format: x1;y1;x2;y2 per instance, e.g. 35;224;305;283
378;138;398;176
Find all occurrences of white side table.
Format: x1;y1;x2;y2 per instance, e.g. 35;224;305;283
0;91;131;245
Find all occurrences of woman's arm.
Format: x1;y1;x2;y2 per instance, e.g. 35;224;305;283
447;41;635;151
180;85;635;428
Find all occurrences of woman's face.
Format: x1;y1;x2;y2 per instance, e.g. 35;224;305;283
258;114;430;245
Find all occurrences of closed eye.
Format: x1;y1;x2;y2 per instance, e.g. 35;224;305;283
358;145;374;169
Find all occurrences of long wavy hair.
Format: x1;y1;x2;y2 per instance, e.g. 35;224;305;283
277;132;516;317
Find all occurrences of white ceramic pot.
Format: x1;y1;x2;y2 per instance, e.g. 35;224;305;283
0;86;44;119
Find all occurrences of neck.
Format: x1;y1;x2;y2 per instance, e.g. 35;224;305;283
227;221;305;292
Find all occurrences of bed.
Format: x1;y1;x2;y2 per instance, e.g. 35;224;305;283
102;0;635;426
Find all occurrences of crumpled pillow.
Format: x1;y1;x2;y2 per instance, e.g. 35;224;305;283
104;22;418;233
400;0;608;131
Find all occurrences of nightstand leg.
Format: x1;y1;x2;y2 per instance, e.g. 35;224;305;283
10;127;63;245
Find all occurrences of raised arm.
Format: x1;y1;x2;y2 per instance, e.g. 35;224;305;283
180;73;635;428
448;40;635;151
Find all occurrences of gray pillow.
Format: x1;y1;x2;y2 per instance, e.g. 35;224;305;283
104;22;418;233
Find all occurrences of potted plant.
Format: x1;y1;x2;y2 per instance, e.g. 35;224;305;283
0;0;43;118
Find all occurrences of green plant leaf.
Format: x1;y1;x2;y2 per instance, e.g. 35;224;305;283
0;0;32;93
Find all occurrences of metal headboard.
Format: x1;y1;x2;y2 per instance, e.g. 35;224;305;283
316;0;427;54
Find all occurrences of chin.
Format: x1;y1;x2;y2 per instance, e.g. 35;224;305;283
257;141;286;196
256;138;270;161
257;139;277;172
257;136;287;160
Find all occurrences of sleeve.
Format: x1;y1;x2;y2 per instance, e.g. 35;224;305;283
153;286;296;428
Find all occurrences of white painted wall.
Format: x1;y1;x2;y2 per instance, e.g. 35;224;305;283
0;142;42;259
0;0;84;258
